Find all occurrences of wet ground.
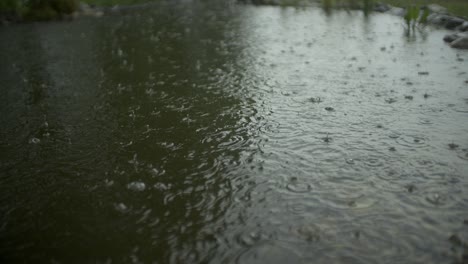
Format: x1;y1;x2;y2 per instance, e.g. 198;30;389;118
1;1;468;263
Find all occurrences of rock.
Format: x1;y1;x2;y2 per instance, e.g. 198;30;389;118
373;3;390;13
78;2;92;13
428;14;465;29
445;17;465;30
427;13;441;24
243;0;281;5
460;21;468;32
427;13;466;29
78;1;104;17
451;36;468;49
388;6;405;17
427;4;448;14
443;33;460;43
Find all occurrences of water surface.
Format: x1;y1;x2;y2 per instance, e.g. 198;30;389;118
1;1;468;263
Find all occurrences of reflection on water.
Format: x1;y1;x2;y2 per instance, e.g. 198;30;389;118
1;1;468;263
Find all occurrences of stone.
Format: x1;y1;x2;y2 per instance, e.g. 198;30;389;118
427;13;441;24
388;6;405;17
443;33;460;43
451;36;468;49
428;14;465;29
78;1;104;17
78;2;92;13
460;21;468;32
427;4;448;14
373;3;390;13
245;0;281;5
445;17;465;30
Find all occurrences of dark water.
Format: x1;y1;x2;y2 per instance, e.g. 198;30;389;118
1;1;468;263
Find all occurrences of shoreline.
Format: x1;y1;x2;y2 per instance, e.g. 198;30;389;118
1;0;468;49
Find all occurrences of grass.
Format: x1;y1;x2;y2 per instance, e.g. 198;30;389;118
0;0;156;21
2;0;468;21
1;0;79;21
384;0;468;18
265;0;468;17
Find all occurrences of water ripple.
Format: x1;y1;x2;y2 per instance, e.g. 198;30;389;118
235;242;301;264
394;134;430;149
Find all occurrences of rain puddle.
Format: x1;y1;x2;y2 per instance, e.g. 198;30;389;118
0;1;467;263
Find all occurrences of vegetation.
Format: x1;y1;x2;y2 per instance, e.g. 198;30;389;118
385;0;468;18
27;0;78;20
0;0;154;21
1;0;468;22
327;0;467;17
311;0;468;17
403;4;430;30
0;0;79;21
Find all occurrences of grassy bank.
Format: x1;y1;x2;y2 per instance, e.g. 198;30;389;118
0;0;155;21
257;0;468;17
322;0;468;17
0;0;79;21
2;0;468;22
385;0;468;18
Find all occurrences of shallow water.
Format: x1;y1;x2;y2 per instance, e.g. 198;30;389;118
1;1;468;263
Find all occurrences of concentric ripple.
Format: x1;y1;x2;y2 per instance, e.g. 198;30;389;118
394;134;430;149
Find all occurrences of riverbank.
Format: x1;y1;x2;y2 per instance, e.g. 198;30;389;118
1;0;468;24
385;0;468;18
240;0;468;18
0;0;155;23
238;0;468;49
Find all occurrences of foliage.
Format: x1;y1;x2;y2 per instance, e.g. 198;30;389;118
385;0;468;18
0;0;79;21
403;5;430;30
0;0;26;20
27;0;78;20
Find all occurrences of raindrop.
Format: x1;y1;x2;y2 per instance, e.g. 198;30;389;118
104;179;114;187
425;193;445;205
407;185;416;193
30;137;40;144
448;142;459;150
114;203;128;213
286;182;312;193
127;181;146;192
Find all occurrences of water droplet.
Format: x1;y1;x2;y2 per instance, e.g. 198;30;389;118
286;182;311;193
104;179;114;187
426;193;445;205
114;203;128;213
407;185;416;193
127;181;146;192
30;137;40;144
